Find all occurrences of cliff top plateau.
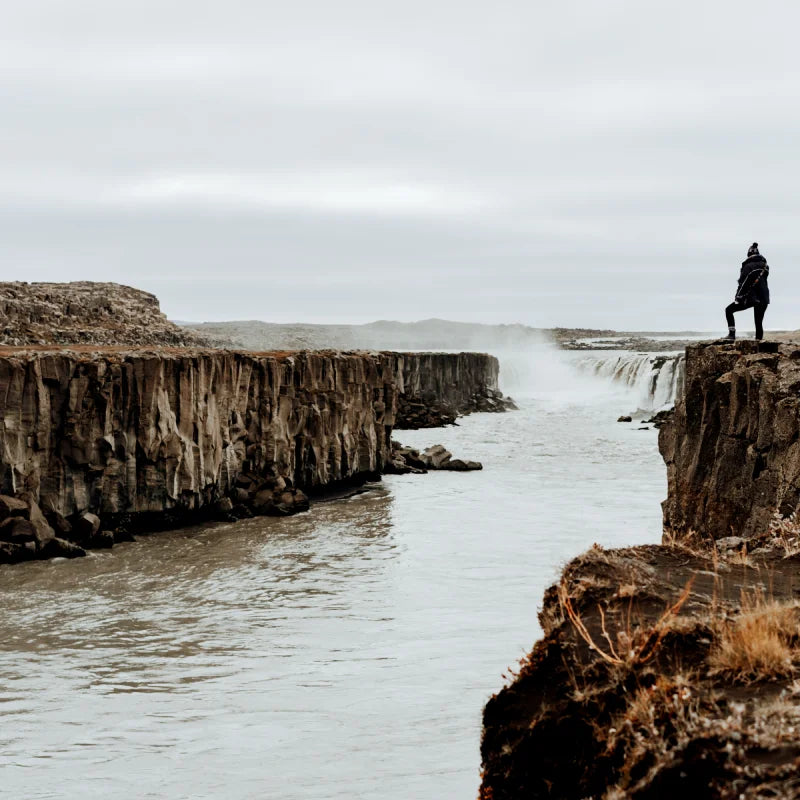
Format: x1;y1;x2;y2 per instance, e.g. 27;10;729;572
0;282;217;348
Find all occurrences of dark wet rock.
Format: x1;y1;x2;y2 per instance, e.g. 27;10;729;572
251;489;276;513
271;489;309;516
617;415;633;422
229;504;254;520
420;444;452;469
87;530;115;549
443;458;482;471
0;495;29;520
387;441;482;474
27;501;55;546
44;511;73;538
0;517;37;543
0;540;36;564
215;497;234;515
70;513;101;544
232;487;250;504
40;537;86;559
644;408;674;429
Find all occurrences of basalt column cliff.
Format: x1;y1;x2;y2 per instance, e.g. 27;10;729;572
660;340;800;544
0;347;508;563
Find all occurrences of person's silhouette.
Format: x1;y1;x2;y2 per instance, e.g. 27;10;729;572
725;243;770;340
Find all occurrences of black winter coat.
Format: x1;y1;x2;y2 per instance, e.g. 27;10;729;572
736;254;770;305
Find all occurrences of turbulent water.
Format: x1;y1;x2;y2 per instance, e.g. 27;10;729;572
575;351;686;411
0;347;670;800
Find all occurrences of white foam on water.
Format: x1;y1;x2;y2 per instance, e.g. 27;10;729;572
573;351;685;411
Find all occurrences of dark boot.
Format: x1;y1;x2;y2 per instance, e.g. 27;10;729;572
726;327;736;340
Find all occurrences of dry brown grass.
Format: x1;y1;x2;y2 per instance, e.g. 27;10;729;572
662;526;710;556
769;510;800;557
559;578;693;667
709;588;800;681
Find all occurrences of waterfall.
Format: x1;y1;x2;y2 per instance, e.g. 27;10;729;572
576;352;685;411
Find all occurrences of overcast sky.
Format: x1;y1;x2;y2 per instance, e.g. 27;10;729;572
2;1;799;330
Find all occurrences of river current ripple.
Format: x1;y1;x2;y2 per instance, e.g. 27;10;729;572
0;356;666;799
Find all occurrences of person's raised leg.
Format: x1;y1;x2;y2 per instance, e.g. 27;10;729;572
754;304;766;340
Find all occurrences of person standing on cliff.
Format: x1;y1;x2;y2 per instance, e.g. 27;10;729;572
725;242;770;340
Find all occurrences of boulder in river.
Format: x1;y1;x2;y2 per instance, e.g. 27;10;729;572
387;441;482;474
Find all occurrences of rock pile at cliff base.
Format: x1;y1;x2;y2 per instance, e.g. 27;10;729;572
396;387;516;428
385;442;482;474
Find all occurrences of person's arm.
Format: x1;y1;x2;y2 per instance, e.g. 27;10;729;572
736;263;768;302
735;265;749;301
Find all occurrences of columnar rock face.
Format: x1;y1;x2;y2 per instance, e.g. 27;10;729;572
0;349;503;549
0;282;215;347
0;349;399;520
659;340;800;543
394;351;515;428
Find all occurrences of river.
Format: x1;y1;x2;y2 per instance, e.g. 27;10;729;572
0;347;672;799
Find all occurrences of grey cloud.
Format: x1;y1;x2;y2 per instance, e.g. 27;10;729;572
2;1;799;331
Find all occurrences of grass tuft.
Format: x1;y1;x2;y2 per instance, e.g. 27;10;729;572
709;589;799;681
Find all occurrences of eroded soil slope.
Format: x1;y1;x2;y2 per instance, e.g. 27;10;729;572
480;545;800;799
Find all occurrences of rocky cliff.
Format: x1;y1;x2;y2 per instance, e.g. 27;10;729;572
660;340;800;544
480;544;800;799
479;338;800;798
0;282;216;347
0;347;506;563
394;351;514;428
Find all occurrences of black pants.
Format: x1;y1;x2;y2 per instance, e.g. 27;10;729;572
725;300;767;339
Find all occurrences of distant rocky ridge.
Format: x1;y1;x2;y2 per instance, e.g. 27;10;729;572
182;318;706;353
0;282;218;348
0;281;707;353
181;318;547;352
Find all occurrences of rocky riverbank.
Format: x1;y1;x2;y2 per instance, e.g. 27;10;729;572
479;338;800;799
0;347;509;565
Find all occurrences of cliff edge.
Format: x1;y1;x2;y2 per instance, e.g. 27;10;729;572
479;338;800;799
660;340;800;545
